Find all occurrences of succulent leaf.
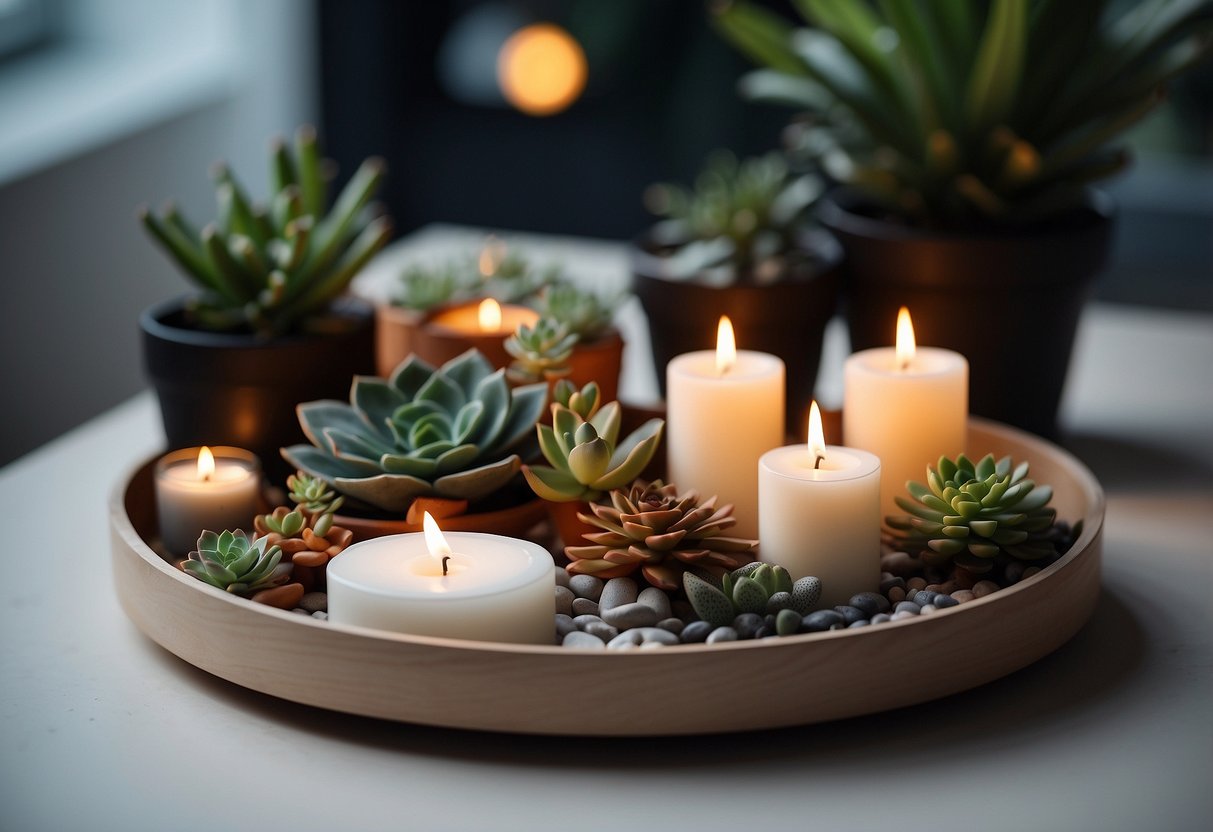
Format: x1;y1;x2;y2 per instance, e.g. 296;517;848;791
182;529;292;596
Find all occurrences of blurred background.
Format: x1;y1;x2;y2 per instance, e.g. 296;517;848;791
0;0;1209;466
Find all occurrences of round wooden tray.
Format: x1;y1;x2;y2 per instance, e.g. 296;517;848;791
109;418;1103;736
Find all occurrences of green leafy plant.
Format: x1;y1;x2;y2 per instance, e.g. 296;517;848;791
282;350;547;514
140;126;391;336
536;282;622;342
644;150;824;281
886;453;1059;568
552;379;601;421
391;249;560;311
254;472;352;568
183;529;293;595
505;317;579;384
522;395;663;503
714;0;1213;225
565;479;758;591
683;563;822;628
393;262;474;312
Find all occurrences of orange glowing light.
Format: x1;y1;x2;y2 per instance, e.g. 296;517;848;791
497;23;588;116
715;316;736;375
807;401;826;468
896;306;916;370
478;236;505;277
478;298;503;332
422;511;453;563
197;446;215;482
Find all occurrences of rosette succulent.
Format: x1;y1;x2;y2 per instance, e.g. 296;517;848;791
505;317;579;384
183;529;293;595
522;396;663;503
887;453;1059;568
684;563;822;628
536;282;622;342
282;350;547;514
565;479;759;591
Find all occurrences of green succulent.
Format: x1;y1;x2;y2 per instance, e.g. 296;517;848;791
644;150;823;281
393;261;475;312
683;563;823;628
287;470;346;517
522;397;664;503
140;126;391;336
553;379;601;421
887;453;1059;568
536;282;622;342
183;529;293;595
282;349;548;514
504;317;579;384
714;0;1213;225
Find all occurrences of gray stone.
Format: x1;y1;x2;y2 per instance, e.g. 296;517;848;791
601;602;659;629
1005;560;1026;584
680;621;713;643
310;610;328;620
870;613;892;624
890;610;918;621
657;617;684;635
802;610;844;632
571;597;600;617
290;608;309;616
894;600;921;615
299;592;328;613
555;585;575;616
568;574;603;601
554;613;577;638
834;605;868;625
933;594;960;609
637;587;672;620
573;614;604;628
913;589;939;607
765;591;795;614
879;576;906;593
920;603;938;614
563;631;606;649
706;626;739;644
599;577;638;611
553;566;571;588
849;591;890;616
606;627;679;649
583;621;619;642
733;612;765;639
848;619;871;629
881;551;918;576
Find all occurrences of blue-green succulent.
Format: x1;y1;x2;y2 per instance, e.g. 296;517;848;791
183;529;293;595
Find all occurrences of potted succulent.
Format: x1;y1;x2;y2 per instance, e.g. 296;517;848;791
139;126;390;477
714;0;1213;436
281;349;549;540
632;150;842;430
534;282;627;404
521;380;664;546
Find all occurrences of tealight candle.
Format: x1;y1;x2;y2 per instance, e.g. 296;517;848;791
844;307;968;521
326;513;555;643
759;403;881;607
666;316;784;539
417;297;541;369
154;446;261;555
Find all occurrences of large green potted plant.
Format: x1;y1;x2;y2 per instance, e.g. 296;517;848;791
632;149;841;431
139;127;391;478
715;0;1213;436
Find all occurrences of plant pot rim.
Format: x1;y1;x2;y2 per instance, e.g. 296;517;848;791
819;187;1115;243
332;496;548;539
629;227;842;287
141;294;373;348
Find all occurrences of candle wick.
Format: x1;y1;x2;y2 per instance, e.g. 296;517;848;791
814;454;824;470
442;555;451;577
898;358;910;372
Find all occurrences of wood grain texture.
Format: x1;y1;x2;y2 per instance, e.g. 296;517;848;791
109;419;1103;736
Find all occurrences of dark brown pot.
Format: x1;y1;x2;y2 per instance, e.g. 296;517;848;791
140;295;375;484
631;230;842;432
821;191;1115;438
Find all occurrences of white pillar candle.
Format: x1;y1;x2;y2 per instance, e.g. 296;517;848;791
327;514;554;644
154;446;261;556
666;317;784;539
844;307;968;522
759;403;881;607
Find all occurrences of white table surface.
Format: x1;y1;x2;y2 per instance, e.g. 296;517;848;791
3;227;1211;832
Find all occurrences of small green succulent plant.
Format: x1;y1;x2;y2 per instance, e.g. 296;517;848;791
393;261;473;312
505;317;579;384
683;563;822;629
391;248;560;311
183;529;293;595
536;282;622;342
522;389;664;503
644;150;823;282
282;350;547;514
887;453;1059;568
140;126;391;336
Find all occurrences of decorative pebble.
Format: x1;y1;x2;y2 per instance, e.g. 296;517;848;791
881;551;917;576
563;631;606;649
802;610;844;632
607;627;680;649
907;577;928;591
1022;566;1041;580
602;601;659;629
706;626;738;644
765;592;794;614
849;592;890;616
937;580;958;594
568;574;602;601
657;617;684;635
953;570;977;589
848;620;870;629
290;607;309;616
555;613;577;638
888;586;907;603
972;580;1000;598
1004;561;1026;584
870;613;891;624
951;589;976;604
791;576;823;611
553;566;570;588
890;610;918;621
555;586;575;616
311;610;328;620
834;605;868;625
755;626;774;639
637;587;673;620
571;598;600;617
298;592;327;613
893;601;921;615
775;608;801;636
933;594;960;609
573;614;604;628
913;589;939;607
251;582;304;609
680;621;713;643
925;583;942;593
920;604;938;614
733;613;764;639
599;577;638;611
583;621;619;642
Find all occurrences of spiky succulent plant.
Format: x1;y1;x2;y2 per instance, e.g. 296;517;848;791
887;453;1059;568
644;150;823;282
183;529;293;595
504;317;579;384
522;396;663;503
254;471;353;568
536;282;622;342
565;479;759;591
684;563;822;628
282;350;547;514
140;126;391;336
714;0;1213;225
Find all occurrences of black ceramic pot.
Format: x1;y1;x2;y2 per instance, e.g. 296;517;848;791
821;191;1115;439
140;296;376;483
631;230;842;432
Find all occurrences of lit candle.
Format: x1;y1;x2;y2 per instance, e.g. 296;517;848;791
326;512;555;643
758;403;881;607
418;298;540;369
844;307;968;521
666;316;784;538
154;446;261;555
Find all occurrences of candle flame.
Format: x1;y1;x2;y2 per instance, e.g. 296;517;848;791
196;446;215;482
807;401;826;467
478;298;503;332
422;511;453;564
715;315;736;375
896;306;916;370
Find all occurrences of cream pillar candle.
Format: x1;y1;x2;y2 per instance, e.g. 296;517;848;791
666;316;784;539
327;514;555;644
154;446;261;555
844;307;968;522
759;403;881;607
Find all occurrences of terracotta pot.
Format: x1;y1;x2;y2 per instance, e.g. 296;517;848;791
333;495;548;544
631;230;842;432
408;300;539;371
821;190;1115;438
374;303;426;376
561;328;624;404
545;499;596;549
140;295;375;484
